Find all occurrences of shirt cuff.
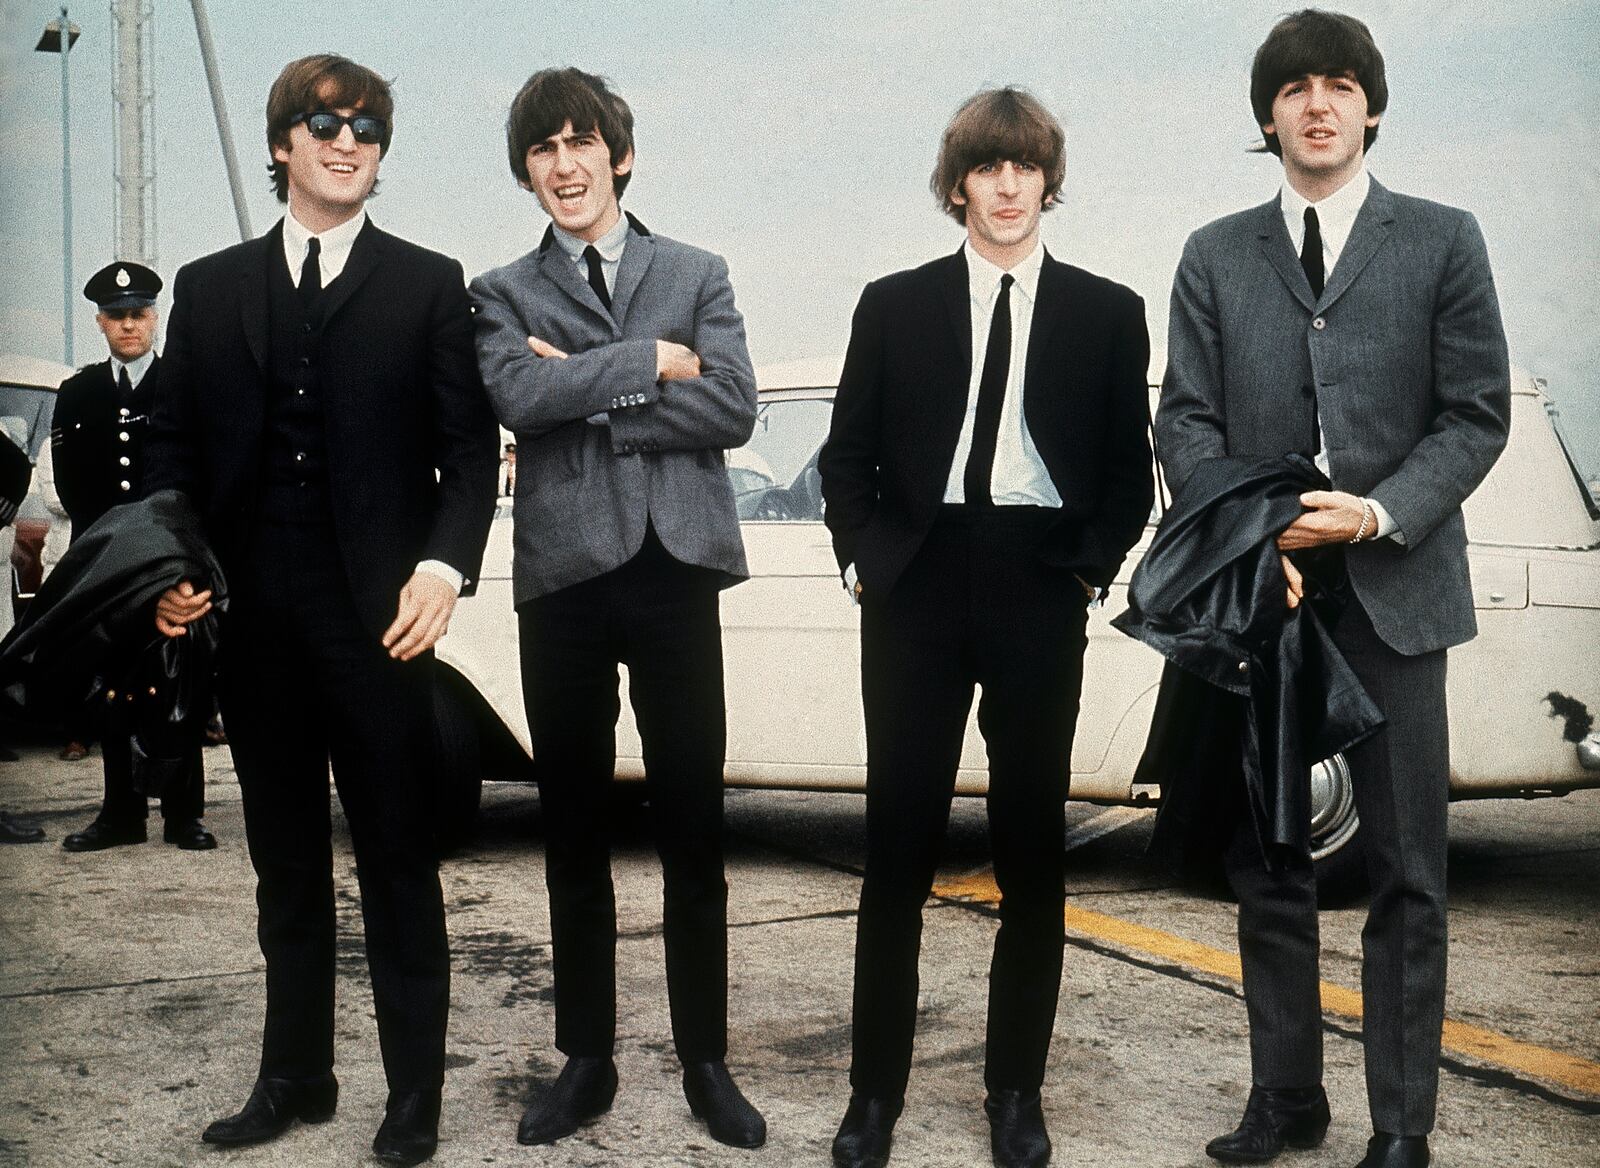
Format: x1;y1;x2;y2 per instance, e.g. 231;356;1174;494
415;559;464;595
1366;498;1403;544
843;562;860;606
586;411;609;425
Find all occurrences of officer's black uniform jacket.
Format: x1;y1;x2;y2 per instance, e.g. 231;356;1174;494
0;490;223;789
51;355;160;536
1111;455;1385;867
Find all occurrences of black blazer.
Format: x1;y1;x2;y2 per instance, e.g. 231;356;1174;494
52;356;161;532
819;248;1153;595
145;218;499;638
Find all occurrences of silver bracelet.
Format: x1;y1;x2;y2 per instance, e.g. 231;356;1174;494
1349;498;1373;544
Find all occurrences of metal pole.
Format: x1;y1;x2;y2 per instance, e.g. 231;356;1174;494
59;4;73;366
188;0;252;240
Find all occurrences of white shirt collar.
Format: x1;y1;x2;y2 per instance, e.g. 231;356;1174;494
552;210;630;264
282;206;368;284
112;350;155;389
964;239;1044;307
1280;166;1370;261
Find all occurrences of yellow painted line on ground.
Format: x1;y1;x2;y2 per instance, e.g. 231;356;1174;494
932;870;1600;1100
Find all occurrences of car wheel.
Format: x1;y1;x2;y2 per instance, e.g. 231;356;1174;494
432;673;483;850
1310;752;1367;905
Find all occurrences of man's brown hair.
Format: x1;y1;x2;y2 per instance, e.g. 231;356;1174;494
1250;9;1387;157
265;54;395;203
505;68;635;199
930;87;1065;226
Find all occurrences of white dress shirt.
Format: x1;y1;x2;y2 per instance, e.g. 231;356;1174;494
282;205;465;593
111;350;155;392
1278;167;1400;542
944;242;1061;507
282;206;367;287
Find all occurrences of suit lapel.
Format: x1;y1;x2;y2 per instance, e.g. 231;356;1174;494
317;218;383;327
609;219;655;331
1318;179;1396;311
237;225;278;371
536;225;618;332
1024;253;1067;417
940;248;972;376
1253;196;1317;312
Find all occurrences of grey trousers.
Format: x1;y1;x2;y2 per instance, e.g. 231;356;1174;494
1225;597;1450;1136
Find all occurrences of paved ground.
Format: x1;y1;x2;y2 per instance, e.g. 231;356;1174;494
1;743;1597;1167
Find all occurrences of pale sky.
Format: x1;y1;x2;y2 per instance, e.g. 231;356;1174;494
2;0;1597;467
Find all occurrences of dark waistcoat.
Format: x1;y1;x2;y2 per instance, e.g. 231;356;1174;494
262;255;333;525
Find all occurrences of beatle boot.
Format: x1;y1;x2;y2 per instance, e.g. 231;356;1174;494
1206;1085;1330;1163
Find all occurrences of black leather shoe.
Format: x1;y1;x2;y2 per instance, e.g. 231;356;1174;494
832;1094;902;1168
1354;1133;1429;1168
986;1089;1051;1168
201;1074;339;1146
373;1088;441;1166
516;1056;617;1145
683;1061;766;1148
0;811;45;843
163;818;217;850
62;817;146;852
1206;1085;1330;1163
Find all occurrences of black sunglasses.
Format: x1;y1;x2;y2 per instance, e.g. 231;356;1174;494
291;110;387;145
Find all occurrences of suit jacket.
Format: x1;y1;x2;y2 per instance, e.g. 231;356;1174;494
1158;178;1510;656
144;218;500;639
52;356;160;533
818;248;1153;595
469;214;758;605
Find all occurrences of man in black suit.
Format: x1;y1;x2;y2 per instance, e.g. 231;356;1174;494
818;88;1152;1168
52;261;214;853
147;54;499;1167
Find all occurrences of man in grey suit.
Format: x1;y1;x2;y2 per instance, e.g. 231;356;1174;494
1157;11;1509;1168
469;67;764;1152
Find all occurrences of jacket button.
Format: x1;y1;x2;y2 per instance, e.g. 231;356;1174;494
1237;660;1249;673
119;481;131;491
119;431;130;442
119;407;130;417
119;456;130;466
1312;317;1326;330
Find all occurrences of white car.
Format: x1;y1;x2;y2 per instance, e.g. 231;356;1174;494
435;359;1600;898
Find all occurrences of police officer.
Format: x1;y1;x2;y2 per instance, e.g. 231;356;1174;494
53;261;215;852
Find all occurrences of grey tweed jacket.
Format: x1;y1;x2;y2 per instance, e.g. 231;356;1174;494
1157;178;1510;656
470;215;758;604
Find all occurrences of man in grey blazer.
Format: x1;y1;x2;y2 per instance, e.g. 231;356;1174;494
469;67;764;1152
1157;11;1509;1168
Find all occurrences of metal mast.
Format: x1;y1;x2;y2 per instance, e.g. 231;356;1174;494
111;0;157;266
189;0;253;241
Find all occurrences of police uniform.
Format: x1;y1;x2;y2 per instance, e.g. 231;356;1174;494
55;262;214;853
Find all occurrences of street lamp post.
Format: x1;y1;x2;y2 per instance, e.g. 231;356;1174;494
35;7;81;367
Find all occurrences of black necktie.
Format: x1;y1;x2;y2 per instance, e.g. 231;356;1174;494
117;366;133;397
299;236;322;307
583;245;612;310
1300;206;1324;299
963;273;1014;506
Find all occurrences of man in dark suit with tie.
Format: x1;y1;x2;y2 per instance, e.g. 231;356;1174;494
1158;12;1509;1168
147;54;499;1167
52;261;214;853
470;67;765;1152
818;87;1153;1168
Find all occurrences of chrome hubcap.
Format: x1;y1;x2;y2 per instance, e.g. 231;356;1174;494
1308;752;1359;862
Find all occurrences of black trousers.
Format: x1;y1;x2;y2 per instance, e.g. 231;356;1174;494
1225;596;1449;1136
517;529;729;1064
850;508;1089;1098
97;732;204;825
219;520;449;1091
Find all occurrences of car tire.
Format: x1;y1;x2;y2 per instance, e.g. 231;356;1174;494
1310;752;1368;905
432;672;483;850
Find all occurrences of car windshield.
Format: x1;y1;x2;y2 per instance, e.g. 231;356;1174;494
730;396;833;521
